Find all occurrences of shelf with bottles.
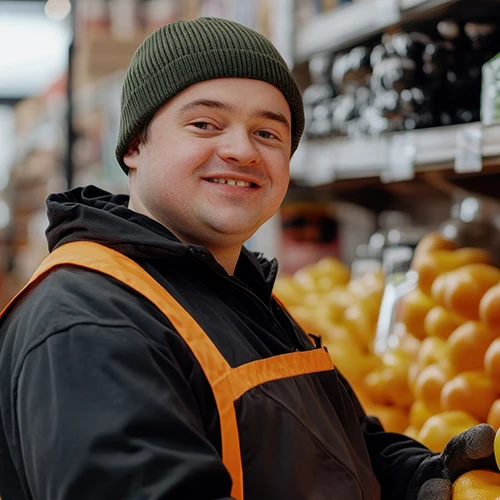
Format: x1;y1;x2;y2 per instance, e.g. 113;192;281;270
291;121;500;187
292;1;500;186
294;0;400;64
294;0;498;63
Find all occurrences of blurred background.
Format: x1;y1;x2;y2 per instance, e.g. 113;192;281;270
4;0;500;456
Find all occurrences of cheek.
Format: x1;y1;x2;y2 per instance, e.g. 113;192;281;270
272;158;290;192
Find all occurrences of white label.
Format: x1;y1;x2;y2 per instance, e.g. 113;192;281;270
381;133;416;183
374;0;399;22
454;123;483;173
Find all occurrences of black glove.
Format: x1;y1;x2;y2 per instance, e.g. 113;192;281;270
406;423;499;500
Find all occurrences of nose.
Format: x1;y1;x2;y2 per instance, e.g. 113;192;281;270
218;128;261;166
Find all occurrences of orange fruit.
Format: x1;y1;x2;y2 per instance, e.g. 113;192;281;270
324;340;378;385
417;336;451;369
312;303;344;329
480;284;500;335
454;247;493;267
495;427;500;470
314;256;351;286
363;370;393;406
414;363;454;414
403;425;419;440
417;410;480;453
484;338;500;387
409;399;434;431
408;337;452;395
487;400;500;431
397;289;435;339
448;321;496;373
273;276;308;307
292;258;350;292
365;364;413;411
453;470;500;500
432;264;500;321
348;272;384;303
440;371;499;422
363;403;409;434
379;351;414;410
411;232;457;267
408;361;421;395
350;384;372;410
342;302;377;349
414;247;491;297
392;330;421;360
424;305;463;340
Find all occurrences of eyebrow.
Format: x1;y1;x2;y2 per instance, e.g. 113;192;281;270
177;98;291;131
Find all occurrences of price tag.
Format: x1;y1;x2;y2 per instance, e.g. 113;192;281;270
454;123;483;174
374;0;399;22
381;133;416;183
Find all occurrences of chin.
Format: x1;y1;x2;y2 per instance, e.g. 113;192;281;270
209;222;256;240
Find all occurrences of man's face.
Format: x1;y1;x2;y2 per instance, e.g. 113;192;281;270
124;78;292;252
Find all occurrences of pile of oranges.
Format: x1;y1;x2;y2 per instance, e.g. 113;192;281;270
273;255;384;387
388;232;500;452
274;231;500;453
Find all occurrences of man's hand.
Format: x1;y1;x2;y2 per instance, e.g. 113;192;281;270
406;424;499;500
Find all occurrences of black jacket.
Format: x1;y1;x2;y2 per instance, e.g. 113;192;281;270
0;185;433;500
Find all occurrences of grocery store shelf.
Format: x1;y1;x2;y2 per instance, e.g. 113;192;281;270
294;0;400;63
399;0;456;12
294;0;470;63
290;123;500;187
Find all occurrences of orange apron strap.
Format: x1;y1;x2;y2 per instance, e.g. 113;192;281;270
3;241;233;386
218;349;334;400
1;241;245;500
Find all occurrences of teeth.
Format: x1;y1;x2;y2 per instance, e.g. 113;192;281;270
207;178;252;187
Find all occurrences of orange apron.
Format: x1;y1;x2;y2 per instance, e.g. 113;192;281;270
3;241;334;500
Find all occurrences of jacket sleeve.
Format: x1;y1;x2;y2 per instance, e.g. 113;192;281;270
336;371;434;500
15;323;235;500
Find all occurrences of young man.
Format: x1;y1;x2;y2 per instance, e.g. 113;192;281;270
0;17;497;500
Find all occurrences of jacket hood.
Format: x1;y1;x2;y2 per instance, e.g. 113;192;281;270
46;185;192;260
45;185;279;286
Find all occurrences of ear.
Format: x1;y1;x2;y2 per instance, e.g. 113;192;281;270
123;135;141;171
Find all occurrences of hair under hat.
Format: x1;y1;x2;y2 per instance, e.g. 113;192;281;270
116;17;304;173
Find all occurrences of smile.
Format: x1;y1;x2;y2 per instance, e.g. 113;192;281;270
205;178;256;187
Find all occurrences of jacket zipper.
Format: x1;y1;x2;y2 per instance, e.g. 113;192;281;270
189;247;303;351
225;277;302;351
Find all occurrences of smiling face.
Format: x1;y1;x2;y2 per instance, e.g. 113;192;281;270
124;78;292;267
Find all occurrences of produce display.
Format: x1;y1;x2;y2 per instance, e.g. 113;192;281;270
274;232;500;454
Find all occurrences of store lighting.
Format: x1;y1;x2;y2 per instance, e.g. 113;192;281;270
0;14;69;97
0;201;10;230
44;0;72;22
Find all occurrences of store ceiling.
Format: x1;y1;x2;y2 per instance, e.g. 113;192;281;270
0;0;70;104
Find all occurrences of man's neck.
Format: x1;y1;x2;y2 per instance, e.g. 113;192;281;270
127;195;242;275
206;246;242;275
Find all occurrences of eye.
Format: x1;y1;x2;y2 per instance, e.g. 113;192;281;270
192;122;217;131
257;130;278;140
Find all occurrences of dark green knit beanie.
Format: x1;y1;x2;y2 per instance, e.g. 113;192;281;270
116;17;304;173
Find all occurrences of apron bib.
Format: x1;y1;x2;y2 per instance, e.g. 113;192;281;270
2;241;335;500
